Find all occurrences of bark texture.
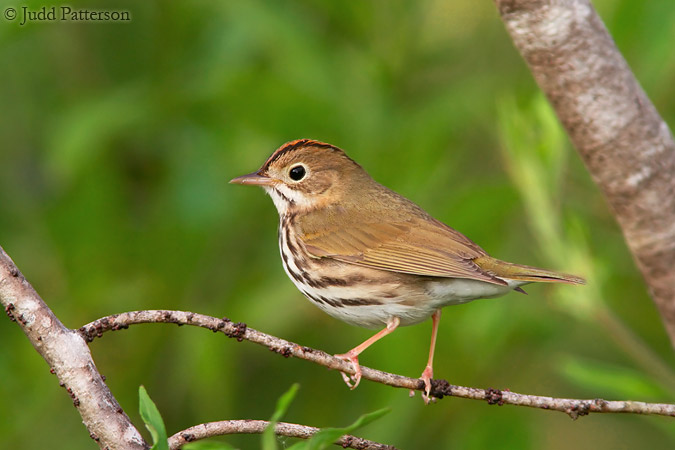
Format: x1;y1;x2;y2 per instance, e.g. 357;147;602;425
0;247;147;450
495;0;675;346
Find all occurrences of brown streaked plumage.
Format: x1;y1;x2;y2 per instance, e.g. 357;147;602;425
231;139;585;402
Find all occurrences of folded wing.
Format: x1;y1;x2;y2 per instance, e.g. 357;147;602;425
299;215;507;286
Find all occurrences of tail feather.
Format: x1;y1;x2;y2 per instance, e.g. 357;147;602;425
474;256;585;285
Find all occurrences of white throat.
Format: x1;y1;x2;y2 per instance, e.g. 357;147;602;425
263;185;315;215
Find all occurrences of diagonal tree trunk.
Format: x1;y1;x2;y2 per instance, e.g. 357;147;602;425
494;0;675;347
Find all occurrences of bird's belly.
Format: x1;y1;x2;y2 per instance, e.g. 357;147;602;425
300;282;438;329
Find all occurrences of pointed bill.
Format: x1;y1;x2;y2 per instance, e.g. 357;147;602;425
229;172;277;186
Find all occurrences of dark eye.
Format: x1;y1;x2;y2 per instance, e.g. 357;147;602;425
289;165;306;181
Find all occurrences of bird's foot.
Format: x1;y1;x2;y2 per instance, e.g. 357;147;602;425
410;365;436;404
334;351;362;389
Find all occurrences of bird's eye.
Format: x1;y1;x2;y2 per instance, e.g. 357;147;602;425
289;165;306;181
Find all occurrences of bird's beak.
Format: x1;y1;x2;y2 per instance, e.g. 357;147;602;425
229;171;276;186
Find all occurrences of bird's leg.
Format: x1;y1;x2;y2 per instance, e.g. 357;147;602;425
411;309;441;404
334;316;400;389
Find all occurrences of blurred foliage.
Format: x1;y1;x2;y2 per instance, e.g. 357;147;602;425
1;0;675;449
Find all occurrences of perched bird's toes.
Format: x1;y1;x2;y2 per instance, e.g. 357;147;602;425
422;393;438;405
419;366;434;404
335;352;362;390
339;371;355;388
349;372;362;389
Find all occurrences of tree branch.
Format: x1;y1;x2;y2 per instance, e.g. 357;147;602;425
0;247;147;450
494;0;675;346
80;310;675;419
0;247;398;449
168;420;395;450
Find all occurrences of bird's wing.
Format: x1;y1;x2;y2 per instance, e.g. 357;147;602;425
298;215;507;286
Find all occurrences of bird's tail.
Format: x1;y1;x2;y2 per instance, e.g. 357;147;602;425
474;256;585;285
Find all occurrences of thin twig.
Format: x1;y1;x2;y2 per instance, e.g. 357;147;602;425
168;420;396;450
80;309;675;419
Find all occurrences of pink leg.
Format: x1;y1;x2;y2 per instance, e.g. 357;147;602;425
335;316;400;389
411;309;441;403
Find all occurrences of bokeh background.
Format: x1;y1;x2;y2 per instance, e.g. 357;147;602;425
2;0;675;448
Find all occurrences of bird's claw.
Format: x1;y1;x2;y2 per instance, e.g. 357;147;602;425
335;352;362;390
411;365;435;404
408;387;436;403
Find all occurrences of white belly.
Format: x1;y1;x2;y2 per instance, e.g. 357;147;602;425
289;272;523;329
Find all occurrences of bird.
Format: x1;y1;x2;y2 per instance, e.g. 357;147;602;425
230;139;585;402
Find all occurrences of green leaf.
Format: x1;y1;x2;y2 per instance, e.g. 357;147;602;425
139;385;169;450
262;383;300;450
287;408;390;450
184;442;238;450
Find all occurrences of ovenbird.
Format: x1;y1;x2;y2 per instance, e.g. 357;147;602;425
231;139;584;402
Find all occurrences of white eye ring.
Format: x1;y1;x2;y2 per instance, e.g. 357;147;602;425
288;164;308;181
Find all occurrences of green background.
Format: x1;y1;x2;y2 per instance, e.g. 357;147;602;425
1;0;674;448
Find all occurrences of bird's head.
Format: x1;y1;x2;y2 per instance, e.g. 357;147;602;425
230;139;368;215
